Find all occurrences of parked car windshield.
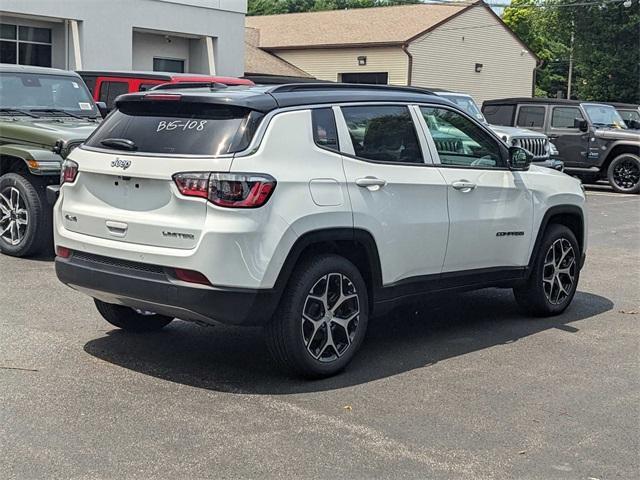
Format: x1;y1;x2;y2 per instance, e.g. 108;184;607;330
582;103;628;129
85;101;264;155
438;94;487;123
0;72;98;117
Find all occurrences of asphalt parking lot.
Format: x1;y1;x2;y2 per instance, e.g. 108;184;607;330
1;187;638;480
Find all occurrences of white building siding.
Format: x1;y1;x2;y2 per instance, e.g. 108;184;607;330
274;46;409;85
408;5;536;104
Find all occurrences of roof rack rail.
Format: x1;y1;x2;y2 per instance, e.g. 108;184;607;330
269;82;434;96
149;82;229;91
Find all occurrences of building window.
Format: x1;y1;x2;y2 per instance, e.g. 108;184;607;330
153;58;185;73
0;24;52;67
340;72;388;85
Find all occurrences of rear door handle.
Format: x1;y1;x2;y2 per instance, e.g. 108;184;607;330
452;181;476;192
356;176;387;191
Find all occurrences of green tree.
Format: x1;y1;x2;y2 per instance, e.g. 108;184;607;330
558;1;640;103
503;0;640;102
248;0;421;16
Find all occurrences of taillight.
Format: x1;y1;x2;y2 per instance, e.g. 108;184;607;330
144;93;182;101
60;159;78;185
173;173;209;199
173;172;276;208
56;246;71;258
173;268;211;286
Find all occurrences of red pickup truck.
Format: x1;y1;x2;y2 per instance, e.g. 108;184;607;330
78;71;254;111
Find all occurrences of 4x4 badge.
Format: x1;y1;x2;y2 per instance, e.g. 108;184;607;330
111;158;131;170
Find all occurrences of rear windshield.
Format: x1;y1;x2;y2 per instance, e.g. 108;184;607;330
85;101;264;155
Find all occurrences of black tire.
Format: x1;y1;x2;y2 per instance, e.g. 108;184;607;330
607;153;640;194
94;299;174;332
266;254;369;378
0;173;52;257
513;224;580;317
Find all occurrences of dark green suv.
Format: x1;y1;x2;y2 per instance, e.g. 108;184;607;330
0;64;103;257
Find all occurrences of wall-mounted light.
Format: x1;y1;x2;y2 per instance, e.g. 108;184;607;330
357;56;367;66
475;63;483;73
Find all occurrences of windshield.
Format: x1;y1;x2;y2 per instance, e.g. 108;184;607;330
0;72;97;117
619;109;640;124
439;94;487;123
582;104;628;129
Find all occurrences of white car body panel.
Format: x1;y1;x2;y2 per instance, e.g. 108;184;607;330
54;100;587;294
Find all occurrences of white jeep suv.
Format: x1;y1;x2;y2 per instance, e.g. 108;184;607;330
53;83;587;378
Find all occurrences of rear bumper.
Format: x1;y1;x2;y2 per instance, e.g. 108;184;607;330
55;251;280;326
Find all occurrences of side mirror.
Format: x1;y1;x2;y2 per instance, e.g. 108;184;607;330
508;146;533;171
573;118;589;132
95;101;109;118
627;119;639;129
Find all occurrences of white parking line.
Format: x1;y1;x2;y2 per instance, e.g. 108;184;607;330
586;191;639;198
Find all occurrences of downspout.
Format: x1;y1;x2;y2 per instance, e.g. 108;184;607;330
532;58;544;97
402;43;413;86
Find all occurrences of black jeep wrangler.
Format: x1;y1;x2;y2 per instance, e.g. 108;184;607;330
482;98;640;194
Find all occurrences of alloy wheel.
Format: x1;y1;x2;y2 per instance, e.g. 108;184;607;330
0;187;29;246
542;238;576;305
612;158;640;190
302;273;360;362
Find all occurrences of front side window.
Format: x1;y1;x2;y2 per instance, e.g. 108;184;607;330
551;107;584;129
0;72;97;117
420;106;503;168
341;105;422;164
516;106;546;128
312;108;339;151
85;101;264;156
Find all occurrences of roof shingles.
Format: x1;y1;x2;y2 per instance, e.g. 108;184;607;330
245;3;469;49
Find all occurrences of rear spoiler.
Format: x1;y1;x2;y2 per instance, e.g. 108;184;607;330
114;90;278;113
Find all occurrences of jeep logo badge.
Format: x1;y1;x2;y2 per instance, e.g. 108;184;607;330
111;158;131;170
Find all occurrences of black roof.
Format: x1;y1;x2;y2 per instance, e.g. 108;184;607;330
115;82;446;113
605;102;639;109
0;63;81;78
482;97;635;107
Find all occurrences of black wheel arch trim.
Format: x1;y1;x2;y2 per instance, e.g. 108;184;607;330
527;205;585;273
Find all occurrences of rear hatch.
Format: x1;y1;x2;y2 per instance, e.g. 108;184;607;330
61;95;264;249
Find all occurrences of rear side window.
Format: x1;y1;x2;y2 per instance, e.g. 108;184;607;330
341;105;422;164
551;107;584;129
85;101;264;155
482;104;515;126
312;108;339;151
516;106;546;128
99;81;129;109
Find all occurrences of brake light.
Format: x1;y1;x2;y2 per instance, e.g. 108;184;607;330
56;246;71;258
144;94;182;101
60;159;78;185
173;268;211;286
173;172;276;208
173;173;209;199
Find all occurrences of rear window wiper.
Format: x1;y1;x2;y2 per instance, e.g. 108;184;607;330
100;138;138;151
29;108;84;119
0;108;40;118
